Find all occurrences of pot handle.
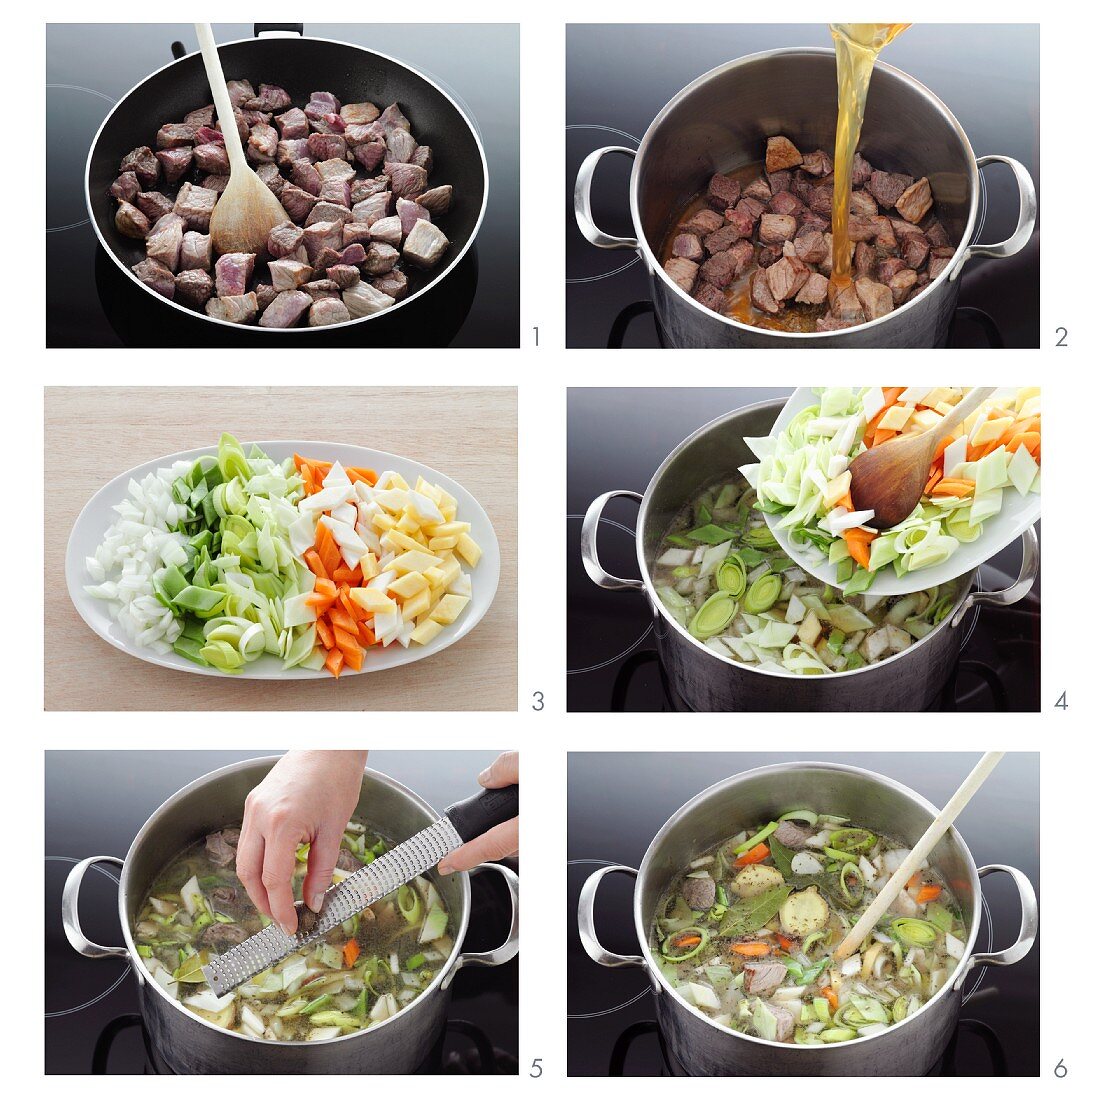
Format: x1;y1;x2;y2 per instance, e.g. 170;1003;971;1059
574;146;640;251
951;155;1037;279
578;865;647;970
950;525;1038;628
254;24;304;37
441;862;519;988
582;491;645;591
62;856;129;960
968;864;1038;968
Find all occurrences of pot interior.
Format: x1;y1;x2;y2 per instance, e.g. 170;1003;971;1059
636;49;975;259
637;762;979;950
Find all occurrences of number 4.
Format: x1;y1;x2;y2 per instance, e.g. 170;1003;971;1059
1054;692;1068;711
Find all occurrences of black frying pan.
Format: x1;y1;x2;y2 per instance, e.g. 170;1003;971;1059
85;24;488;334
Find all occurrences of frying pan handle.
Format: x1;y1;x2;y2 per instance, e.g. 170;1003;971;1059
968;864;1038;969
62;856;129;960
952;155;1037;279
575;146;639;250
950;525;1038;628
578;865;648;971
582;491;646;591
441;862;519;988
254;24;304;38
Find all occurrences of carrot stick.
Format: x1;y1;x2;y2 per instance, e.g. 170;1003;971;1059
931;478;975;498
916;884;942;904
734;842;770;867
730;942;772;957
324;648;344;678
343;938;360;967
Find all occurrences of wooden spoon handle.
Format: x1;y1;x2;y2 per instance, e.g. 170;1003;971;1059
194;23;247;174
833;751;1004;961
930;387;997;443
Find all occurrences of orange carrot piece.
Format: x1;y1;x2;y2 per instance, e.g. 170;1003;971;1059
333;625;361;653
843;527;876;569
730;942;772;958
315;619;335;650
304;550;328;580
932;435;954;463
931;478;975;498
333;565;363;585
324;647;344;678
346;467;378;486
924;468;943;494
821;986;839;1012
734;842;770;868
916;883;942;904
314;577;337;597
328;607;359;636
305;594;337;615
1007;432;1040;457
343;938;360;967
358;621;377;647
872;428;897;447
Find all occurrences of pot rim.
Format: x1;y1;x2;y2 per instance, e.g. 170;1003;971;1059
119;755;469;1047
84;32;489;334
634;760;982;1052
635;396;975;680
629;46;979;340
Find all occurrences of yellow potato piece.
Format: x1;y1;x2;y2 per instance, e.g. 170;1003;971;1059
358;553;379;581
970;417;1012;447
410;619;444;646
456;533;482;568
372;513;396;532
348;588;397;615
878;403;914;432
387;529;430;554
429;535;459;551
395;512;420;535
391;549;443;575
431;594;469;625
388;571;429;599
424;521;472;539
401;589;432;620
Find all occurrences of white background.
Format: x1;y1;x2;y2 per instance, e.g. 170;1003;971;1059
19;0;1075;1088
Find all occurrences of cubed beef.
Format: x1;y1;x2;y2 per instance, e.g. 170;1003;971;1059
319;178;353;208
155;147;193;183
314;112;347;136
193;143;229;175
363;241;401;275
759;213;797;245
302;279;341;300
767;169;792;194
896;177;934;224
276;138;311;169
173;183;218;232
743;177;772;203
303;222;344;263
241;109;273;128
757;245;781;268
354;142;387;172
723;206;756;237
769;191;805;217
818;232;834;275
269;259;314;291
156;123;194;150
305;202;353;228
767;255;811;302
664;257;699;294
924;220;951;248
135;191;174;222
396;197;431;238
417;185;453;216
876;256;907;284
195;126;225;146
849;190;878;217
119;146;160;189
852;152;873;187
345;122;381;148
679;208;723;238
309;298;353;326
901;233;931;270
131;257;175;298
352;193;392;226
215;252;256;298
291;160;322;196
110;172;141;203
807;184;834;216
796;271;829;305
847;215;878;242
247;123;278;163
801;149;833;177
327;264;361;289
744;961;788;994
275;108;309;140
854;241;877;279
174;269;214;307
725;239;755;274
750;268;781;314
316;158;356;183
184;105;215;129
145;213;185;272
201;174;229;193
259;289;311;329
410;145;433;173
180;231;212;271
385;128;418;165
115;201;150;239
706;173;741;212
342;222;372;248
888;268;918;305
927;255;950;280
793;227;827;264
308;132;347;162
305;91;341;121
335;243;367;267
766;135;803;172
829;283;866;326
379;102;411;134
342;102;380;125
703;224;741;254
225;79;255;110
870;216;898;250
245;84;292;112
206;292;258;324
387;162;428;199
343;281;396;317
698;249;740;290
855;277;894;320
280;183;319;223
737;196;766;221
352;176;391;204
867;170;914;209
671;232;704;262
371;269;409;300
255;162;284;197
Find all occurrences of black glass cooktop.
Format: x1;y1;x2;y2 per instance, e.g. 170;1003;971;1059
46;23;519;348
566;24;1040;349
567;752;1040;1076
567;388;1041;712
45;750;517;1075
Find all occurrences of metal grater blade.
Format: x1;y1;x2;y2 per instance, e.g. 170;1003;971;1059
202;816;462;995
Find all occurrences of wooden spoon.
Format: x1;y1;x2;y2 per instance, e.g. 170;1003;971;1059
195;23;289;257
849;387;996;529
833;751;1003;962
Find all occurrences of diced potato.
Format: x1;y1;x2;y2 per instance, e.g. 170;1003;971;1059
387;529;430;554
358;553;378;581
425;521;472;539
395;512;421;535
431;594;469;625
410;618;444;646
878;403;914;432
349;588;397;615
388;571;429;599
970;417;1012;447
428;536;459;552
730;864;784;898
401;589;432;620
391;549;443;575
372;513;397;532
456;533;482;568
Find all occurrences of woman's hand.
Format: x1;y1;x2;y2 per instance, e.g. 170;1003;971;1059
236;750;368;934
438;751;519;874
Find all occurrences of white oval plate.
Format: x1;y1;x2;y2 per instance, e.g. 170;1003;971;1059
65;440;500;678
758;389;1041;596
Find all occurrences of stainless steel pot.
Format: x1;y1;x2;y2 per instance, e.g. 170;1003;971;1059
574;48;1036;348
582;398;1038;711
579;761;1037;1076
62;757;518;1074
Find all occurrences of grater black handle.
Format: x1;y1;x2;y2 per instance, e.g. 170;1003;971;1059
445;784;519;842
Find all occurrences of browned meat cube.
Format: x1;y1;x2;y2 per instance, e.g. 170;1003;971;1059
385;128;418;165
379;102;411;134
767;169;792;194
855;277;894;320
131;257;174;298
889;217;922;241
706;173;741;212
417;185;453;216
200;174;229;193
403;222;449;269
759;213;797;245
337;243;367;267
767;255;811;302
369;216;403;246
871;216;898;251
279;183;319;224
194;125;225;146
259;289;311;329
807;184;834;216
276;139;310;169
743;961;788;994
750;268;781;314
352;176;391;204
318;178;353;208
354;142;387;172
723;206;756;237
155;147;193;183
769;191;805;218
327;264;361;289
342;102;380;125
847;215;878;243
305;202;353;228
849;190;878;217
664;257;699;294
387;162;428;199
698;249;740;290
246;84;292;112
818;232;835;275
679;208;723;238
694;281;729;315
793;228;827;265
308;132;347;162
303;222;344;263
671;233;705;262
269;259;314;291
255;162;284;197
315;160;355;185
852;152;873;187
397;197;431;237
342;222;372;248
876;257;907;284
867;170;914;209
410;145;433;173
241;108;273;127
120;145;160;188
303;279;341;301
305;91;341;121
829;283;866;326
801;149;833;177
854;241;876;278
372;269;409;300
927;255;951;280
889;267;918;305
765;135;803;173
193;142;229;175
291;161;322;196
180;231;212;272
110;173;141;204
215;253;256;297
173;183;218;232
901;233;931;270
309;298;353;326
206;292;258;324
136;191;174;222
795;271;829;305
226;79;256;109
275;107;309;140
743;177;772;203
704;225;741;255
343;281;396;318
726;239;755;273
345;122;381;148
896;177;933;224
736;196;765;220
184;105;215;129
247;123;278;163
757;246;781;268
174;269;214;308
156;123;195;150
352;193;393;226
925;220;951;248
799;209;830;233
146;213;185;272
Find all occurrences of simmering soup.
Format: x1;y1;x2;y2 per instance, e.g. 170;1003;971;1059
133;820;451;1040
653;474;957;674
653;812;966;1044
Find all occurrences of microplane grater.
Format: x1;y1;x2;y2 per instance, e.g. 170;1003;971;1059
202;782;517;996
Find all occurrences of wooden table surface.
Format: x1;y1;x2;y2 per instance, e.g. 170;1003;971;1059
45;387;517;711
